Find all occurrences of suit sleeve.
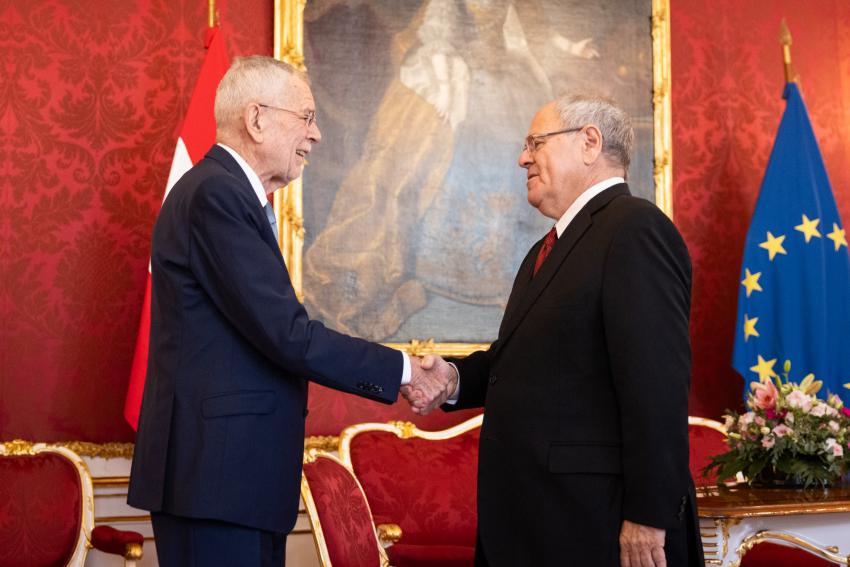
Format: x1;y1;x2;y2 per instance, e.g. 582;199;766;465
602;207;692;529
187;178;401;404
444;346;495;410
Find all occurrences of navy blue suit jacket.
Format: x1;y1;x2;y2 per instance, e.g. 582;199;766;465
128;145;401;533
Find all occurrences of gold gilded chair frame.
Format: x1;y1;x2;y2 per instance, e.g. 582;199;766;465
301;449;392;567
338;414;484;470
273;0;673;357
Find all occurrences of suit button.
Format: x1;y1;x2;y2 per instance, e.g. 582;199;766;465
488;375;497;385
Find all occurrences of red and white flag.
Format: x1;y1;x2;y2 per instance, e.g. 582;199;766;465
124;27;230;430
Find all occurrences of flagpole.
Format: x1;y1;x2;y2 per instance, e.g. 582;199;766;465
208;0;216;28
779;19;798;84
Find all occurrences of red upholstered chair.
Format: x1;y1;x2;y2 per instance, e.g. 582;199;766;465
338;415;482;567
688;416;732;487
301;449;390;567
739;533;846;566
0;440;144;567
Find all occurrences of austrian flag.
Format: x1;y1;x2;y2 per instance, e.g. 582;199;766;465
124;27;230;430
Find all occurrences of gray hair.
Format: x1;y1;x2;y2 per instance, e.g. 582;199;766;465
214;55;307;129
555;93;634;172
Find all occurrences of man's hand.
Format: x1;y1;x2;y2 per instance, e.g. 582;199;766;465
400;355;457;415
620;520;666;567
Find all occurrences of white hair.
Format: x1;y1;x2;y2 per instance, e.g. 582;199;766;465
214;55;306;129
555;93;634;172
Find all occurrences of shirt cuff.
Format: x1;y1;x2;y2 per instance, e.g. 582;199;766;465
400;352;411;385
444;362;460;405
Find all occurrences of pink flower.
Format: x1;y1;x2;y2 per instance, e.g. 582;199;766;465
825;438;844;458
828;420;840;433
786;390;813;412
843;407;850;417
753;380;779;410
810;403;828;417
762;436;775;449
772;424;793;438
754;416;766;427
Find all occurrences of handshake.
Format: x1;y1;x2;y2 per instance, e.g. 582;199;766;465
400;355;458;415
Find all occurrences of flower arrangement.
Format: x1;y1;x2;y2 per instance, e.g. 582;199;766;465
706;363;850;488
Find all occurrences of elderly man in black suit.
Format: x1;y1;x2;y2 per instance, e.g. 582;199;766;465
420;94;703;567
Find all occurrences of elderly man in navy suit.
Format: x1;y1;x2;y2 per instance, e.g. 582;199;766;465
128;56;453;567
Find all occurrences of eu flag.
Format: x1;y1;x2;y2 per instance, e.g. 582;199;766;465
732;83;850;397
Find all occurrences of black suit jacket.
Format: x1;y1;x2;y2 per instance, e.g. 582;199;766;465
450;184;703;566
128;146;401;533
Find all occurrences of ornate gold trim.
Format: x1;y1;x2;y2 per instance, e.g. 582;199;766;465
305;435;339;452
301;450;391;567
273;0;674;355
57;441;134;459
338;414;484;471
0;442;96;566
376;523;403;547
384;340;490;358
734;530;849;567
652;0;673;218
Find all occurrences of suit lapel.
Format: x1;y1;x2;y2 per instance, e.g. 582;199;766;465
492;184;630;358
205;146;286;267
497;243;539;338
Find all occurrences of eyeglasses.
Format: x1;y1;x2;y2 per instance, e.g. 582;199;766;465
258;103;317;128
522;127;582;153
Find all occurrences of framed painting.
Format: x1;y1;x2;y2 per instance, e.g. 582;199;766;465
274;0;672;357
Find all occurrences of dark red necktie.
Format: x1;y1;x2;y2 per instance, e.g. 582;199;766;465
532;227;558;277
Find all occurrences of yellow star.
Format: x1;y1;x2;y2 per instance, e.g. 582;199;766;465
827;223;847;251
740;268;763;297
750;355;778;382
759;232;787;261
794;214;821;243
743;315;759;342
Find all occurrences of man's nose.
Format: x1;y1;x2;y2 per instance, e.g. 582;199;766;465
518;147;532;169
309;122;322;144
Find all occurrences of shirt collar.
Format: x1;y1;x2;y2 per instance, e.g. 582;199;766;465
217;143;269;207
554;177;625;238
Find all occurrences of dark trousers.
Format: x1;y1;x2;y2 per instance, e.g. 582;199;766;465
152;512;287;567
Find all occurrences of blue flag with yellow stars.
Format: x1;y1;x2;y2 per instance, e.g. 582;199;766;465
732;82;850;398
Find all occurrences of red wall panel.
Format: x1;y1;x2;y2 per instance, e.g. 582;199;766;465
671;0;850;419
4;0;850;442
0;0;271;442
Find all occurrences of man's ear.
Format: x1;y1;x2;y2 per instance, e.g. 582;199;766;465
581;125;603;165
244;103;264;143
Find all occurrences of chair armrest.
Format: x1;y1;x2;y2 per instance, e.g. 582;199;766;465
376;523;403;548
91;525;144;560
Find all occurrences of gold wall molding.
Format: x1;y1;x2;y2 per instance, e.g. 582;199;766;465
0;440;134;459
274;0;674;357
652;0;673;218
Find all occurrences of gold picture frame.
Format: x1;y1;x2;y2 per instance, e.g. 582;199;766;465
273;0;673;358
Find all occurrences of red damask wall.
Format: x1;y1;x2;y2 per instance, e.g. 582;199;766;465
672;0;850;419
0;0;271;442
3;0;849;442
